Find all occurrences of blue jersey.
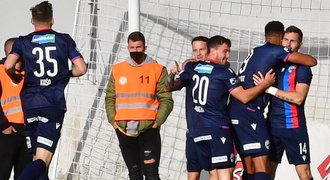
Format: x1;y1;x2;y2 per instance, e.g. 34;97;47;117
268;64;312;128
11;29;82;111
179;61;241;130
230;43;291;110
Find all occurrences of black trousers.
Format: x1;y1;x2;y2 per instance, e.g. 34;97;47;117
116;128;161;180
0;132;32;180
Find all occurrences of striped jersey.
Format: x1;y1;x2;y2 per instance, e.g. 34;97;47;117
268;64;312;128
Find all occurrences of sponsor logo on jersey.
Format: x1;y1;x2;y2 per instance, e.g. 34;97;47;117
26;136;32;148
231;119;239;124
32;34;55;44
194;64;214;74
26;116;49;123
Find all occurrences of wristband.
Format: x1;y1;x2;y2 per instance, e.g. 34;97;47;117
266;86;278;96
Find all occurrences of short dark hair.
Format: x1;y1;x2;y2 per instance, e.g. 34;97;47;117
30;1;53;23
265;21;284;37
191;36;208;45
207;35;231;53
127;31;145;45
4;37;17;56
285;25;303;43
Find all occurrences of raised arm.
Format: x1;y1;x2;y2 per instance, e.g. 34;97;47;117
4;54;22;83
287;52;317;67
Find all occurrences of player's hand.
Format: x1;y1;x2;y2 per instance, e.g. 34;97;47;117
11;73;23;84
2;126;17;134
253;69;275;87
264;69;275;86
170;61;181;75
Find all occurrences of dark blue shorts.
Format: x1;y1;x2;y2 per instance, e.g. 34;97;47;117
230;105;270;157
186;133;202;172
191;127;235;171
24;107;65;154
269;127;310;165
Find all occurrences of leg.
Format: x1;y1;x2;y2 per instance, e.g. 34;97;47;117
269;162;278;180
252;155;271;180
216;168;233;180
116;129;143;180
13;133;33;180
140;128;161;180
187;171;201;180
208;170;218;180
0;133;15;180
295;164;312;180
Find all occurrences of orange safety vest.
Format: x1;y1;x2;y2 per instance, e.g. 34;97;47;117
0;64;24;124
112;61;163;121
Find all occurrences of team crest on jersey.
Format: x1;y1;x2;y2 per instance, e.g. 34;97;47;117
283;47;289;52
32;34;55;44
194;64;213;74
288;65;296;73
119;76;127;85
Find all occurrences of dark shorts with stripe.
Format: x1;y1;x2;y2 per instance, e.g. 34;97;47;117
230;104;270;157
269;126;310;165
191;127;235;171
24;107;65;154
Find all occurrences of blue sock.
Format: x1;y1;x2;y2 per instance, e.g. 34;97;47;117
19;159;46;180
36;171;49;180
247;173;254;180
254;172;270;180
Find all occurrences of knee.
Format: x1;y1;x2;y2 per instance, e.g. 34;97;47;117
143;150;157;164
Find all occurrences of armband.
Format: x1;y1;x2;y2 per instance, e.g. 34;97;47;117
265;86;278;96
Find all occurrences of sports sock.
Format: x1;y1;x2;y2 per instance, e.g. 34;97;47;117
19;159;46;180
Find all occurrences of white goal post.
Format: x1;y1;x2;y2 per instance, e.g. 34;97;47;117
50;0;330;179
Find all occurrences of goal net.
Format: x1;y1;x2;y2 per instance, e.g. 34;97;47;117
51;0;330;179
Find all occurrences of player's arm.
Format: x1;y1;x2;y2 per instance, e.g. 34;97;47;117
265;83;309;105
287;52;317;67
165;61;184;91
230;69;275;104
4;54;22;83
70;57;87;77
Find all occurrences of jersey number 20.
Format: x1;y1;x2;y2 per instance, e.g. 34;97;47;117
192;74;209;105
32;46;58;77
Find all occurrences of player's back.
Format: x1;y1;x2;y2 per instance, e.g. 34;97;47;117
232;43;291;109
181;61;240;130
12;29;81;110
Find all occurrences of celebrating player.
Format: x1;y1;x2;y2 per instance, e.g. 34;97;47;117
4;1;87;179
229;21;317;180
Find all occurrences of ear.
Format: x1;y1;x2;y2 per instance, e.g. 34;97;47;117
31;18;34;25
144;45;147;51
51;18;54;26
